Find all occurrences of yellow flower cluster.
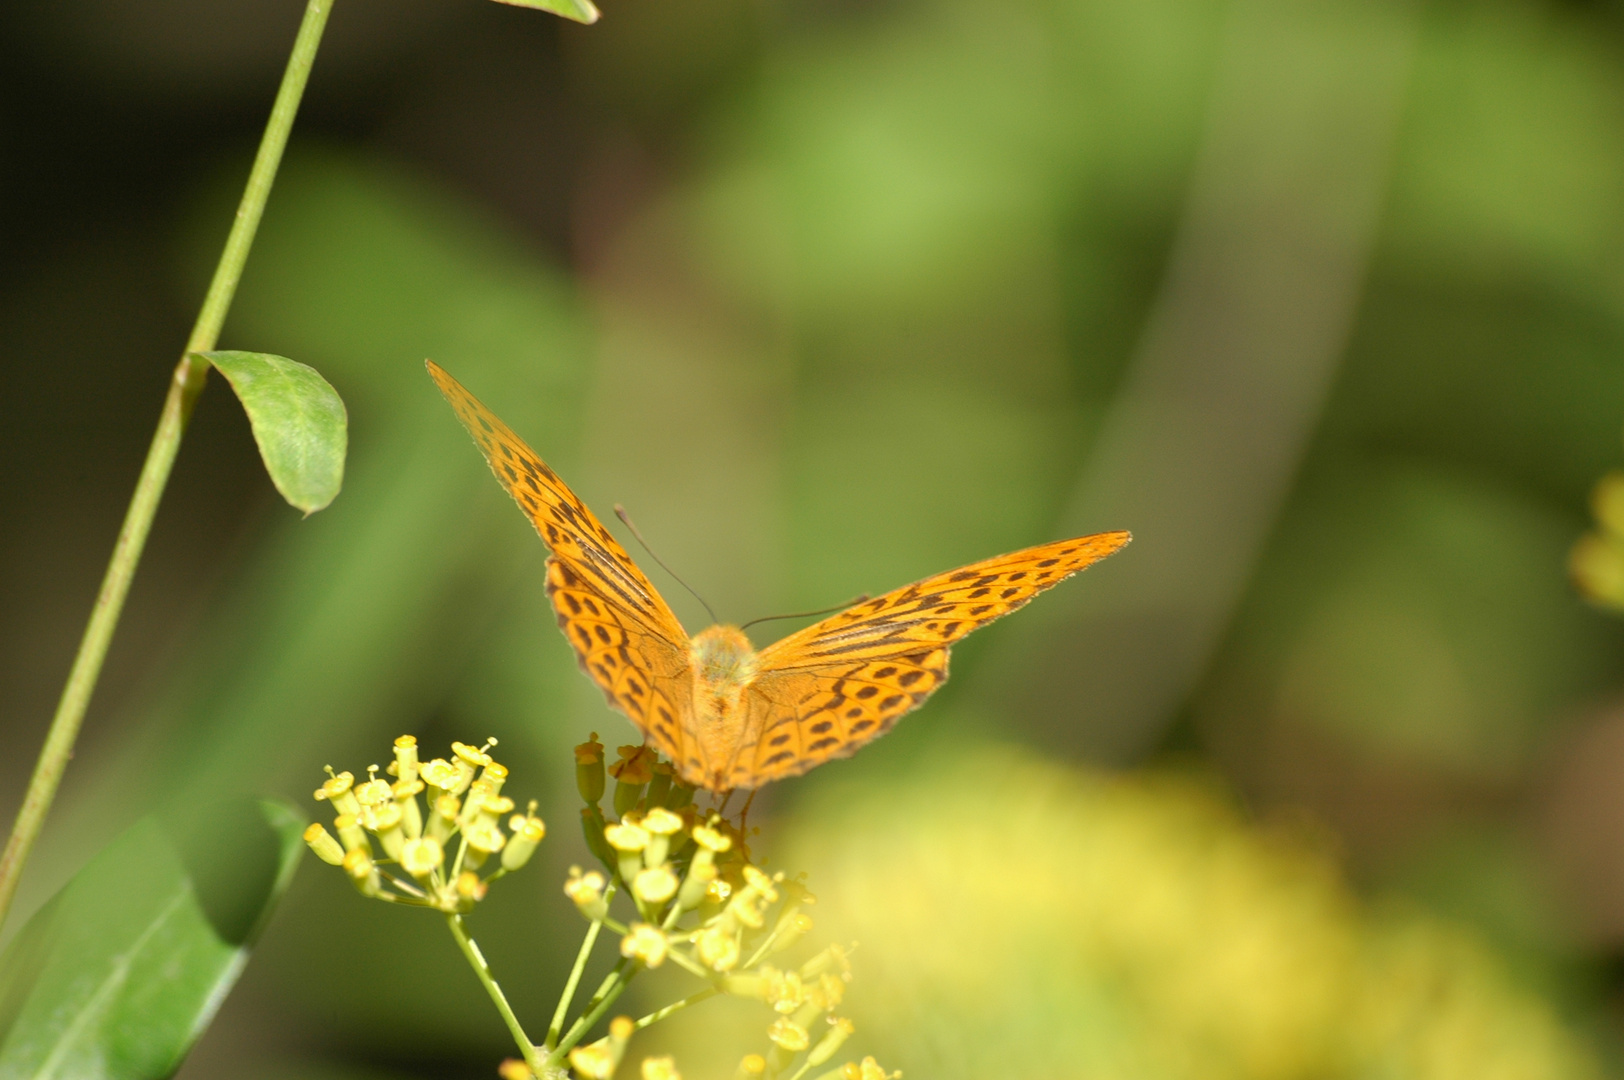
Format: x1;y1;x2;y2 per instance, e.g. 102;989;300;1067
549;736;898;1080
755;744;1597;1080
304;735;544;911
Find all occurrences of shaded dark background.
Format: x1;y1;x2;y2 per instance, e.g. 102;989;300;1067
8;0;1624;1075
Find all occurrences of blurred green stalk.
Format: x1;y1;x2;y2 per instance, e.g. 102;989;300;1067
0;0;335;930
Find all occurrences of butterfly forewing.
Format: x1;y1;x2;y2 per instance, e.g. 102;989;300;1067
428;361;696;766
730;531;1132;787
430;360;1130;793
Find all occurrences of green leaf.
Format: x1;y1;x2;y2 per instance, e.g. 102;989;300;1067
200;351;348;515
487;0;598;25
0;802;305;1080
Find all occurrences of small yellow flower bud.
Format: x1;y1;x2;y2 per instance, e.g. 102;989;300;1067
497;1059;532;1080
569;1043;616;1080
732;1055;766;1080
641;807;683;835
806;1017;856;1068
565;866;609;920
333;813;368;853
576;733;606;805
608;745;655;784
314;770;360;816
393;778;425;839
343;847;381;897
392;735;420;785
856;1057;898;1080
420;758;460;796
354;773;393;808
766;969;805;1013
605;822;650;852
772;911;814;955
366;801;406;861
809;971;846;1011
480;795;516;822
645;761;674;809
677;858;717;911
767;1017;810;1052
730;893;767;930
401;836;444;878
697;924;740;971
463;819;506;869
452;740;490;767
692;822;732;852
303;822;345;865
456;871;486;902
633;865;679;905
800;944;852;981
742;865;780;902
501;812;545;871
450;742;487;794
641;1055;681;1080
610;745;655;816
620;922;669;967
640;806;683;866
427;794;460;845
610;1016;634;1042
479;760;509;797
605;821;649;881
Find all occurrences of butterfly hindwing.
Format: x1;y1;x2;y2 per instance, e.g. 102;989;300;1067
545;558;695;769
730;531;1131;787
729;649;949;786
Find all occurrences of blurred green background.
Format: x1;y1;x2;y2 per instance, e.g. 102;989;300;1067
7;0;1624;1075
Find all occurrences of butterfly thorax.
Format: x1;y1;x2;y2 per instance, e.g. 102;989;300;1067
690;624;759;692
689;625;759;769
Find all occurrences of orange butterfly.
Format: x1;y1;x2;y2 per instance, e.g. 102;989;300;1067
429;361;1130;792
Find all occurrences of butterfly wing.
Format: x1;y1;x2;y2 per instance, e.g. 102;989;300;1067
728;531;1131;787
428;361;697;765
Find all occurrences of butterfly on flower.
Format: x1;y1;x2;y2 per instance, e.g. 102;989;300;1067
428;361;1130;792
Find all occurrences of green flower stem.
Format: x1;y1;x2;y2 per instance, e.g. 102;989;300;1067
662;946;712;980
632;988;718;1031
0;0;334;932
548;958;636;1065
546;882;617;1050
447;915;548;1078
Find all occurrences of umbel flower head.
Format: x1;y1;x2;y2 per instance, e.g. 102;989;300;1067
548;735;900;1080
305;735;544;912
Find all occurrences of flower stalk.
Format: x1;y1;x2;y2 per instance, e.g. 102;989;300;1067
0;0;335;932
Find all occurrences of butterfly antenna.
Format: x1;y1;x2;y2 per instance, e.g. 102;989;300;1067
614;505;721;625
739;594;869;632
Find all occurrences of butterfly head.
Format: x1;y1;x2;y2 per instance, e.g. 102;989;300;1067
690;624;759;690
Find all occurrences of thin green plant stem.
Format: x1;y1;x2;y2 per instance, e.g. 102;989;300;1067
632;987;718;1031
447;915;548;1078
546;881;617;1049
0;0;334;931
548;958;636;1064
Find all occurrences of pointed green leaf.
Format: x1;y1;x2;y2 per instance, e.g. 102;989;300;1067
487;0;598;24
200;351;348;514
0;802;305;1080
